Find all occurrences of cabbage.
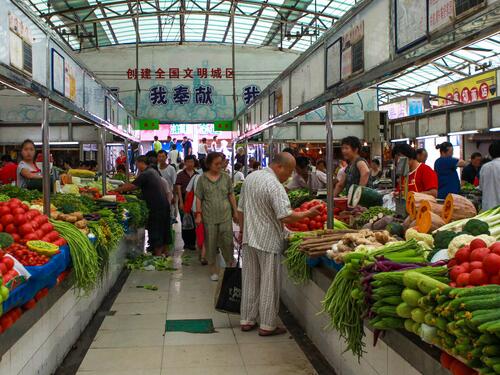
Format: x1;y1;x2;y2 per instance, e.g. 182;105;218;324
447;234;475;258
62;184;80;195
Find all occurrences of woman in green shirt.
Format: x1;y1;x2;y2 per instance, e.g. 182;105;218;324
195;152;239;281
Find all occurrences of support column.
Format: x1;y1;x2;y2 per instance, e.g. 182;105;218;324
244;139;248;176
99;128;107;195
325;101;334;229
231;141;235;182
41;98;50;216
124;139;130;182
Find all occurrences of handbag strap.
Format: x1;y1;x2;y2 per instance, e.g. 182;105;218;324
233;233;242;267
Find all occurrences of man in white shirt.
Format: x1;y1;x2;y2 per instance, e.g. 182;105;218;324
310;159;327;192
480;141;500;210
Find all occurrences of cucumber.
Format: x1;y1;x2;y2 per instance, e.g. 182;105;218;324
455;296;500;311
476;333;498;346
479;321;500;333
486;321;500;334
450;285;500;299
471;311;500;328
483;346;500;357
381;296;403;305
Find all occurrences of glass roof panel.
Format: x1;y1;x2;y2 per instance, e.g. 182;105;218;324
23;0;356;51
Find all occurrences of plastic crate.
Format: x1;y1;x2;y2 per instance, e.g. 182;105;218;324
320;256;344;272
306;257;321;268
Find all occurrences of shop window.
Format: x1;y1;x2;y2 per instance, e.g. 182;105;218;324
351;39;364;75
22;40;32;74
455;0;485;18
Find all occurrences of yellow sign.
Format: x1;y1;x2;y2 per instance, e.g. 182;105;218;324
438;70;497;106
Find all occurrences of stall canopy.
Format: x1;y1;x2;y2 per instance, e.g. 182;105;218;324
24;0;356;51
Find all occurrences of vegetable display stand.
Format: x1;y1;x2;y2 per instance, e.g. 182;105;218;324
2;246;70;314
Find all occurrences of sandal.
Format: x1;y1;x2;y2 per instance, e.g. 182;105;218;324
240;324;257;332
200;257;208;265
258;326;287;336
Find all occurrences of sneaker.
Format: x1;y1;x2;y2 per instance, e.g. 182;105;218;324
210;274;219;282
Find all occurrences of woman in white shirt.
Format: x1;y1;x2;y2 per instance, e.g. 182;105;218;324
198;138;208;161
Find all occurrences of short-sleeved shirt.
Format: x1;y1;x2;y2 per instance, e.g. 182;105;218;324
182;141;192;157
461;164;480;186
400;163;438;193
480;158;500;210
287;172;308;190
238;168;292;254
195;173;233;225
159;165;177;187
132;167;169;212
153;141;162;153
434;157;460;199
0;162;17;185
345;157;368;192
175;169;197;197
17;161;40;188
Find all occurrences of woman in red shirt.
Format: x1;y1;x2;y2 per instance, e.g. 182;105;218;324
115;150;127;170
393;144;438;197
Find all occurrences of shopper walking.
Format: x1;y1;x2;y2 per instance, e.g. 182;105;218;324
194;152;238;281
165;135;175;151
176;155;198;250
462;152;482;186
116;156;171;256
17;139;42;188
480;141;500;210
182;136;193;159
333;136;370;196
157;150;177;188
211;136;218;152
198;138;208;161
153;136;162;153
233;163;245;184
235;147;246;165
237;152;321;336
434;142;466;199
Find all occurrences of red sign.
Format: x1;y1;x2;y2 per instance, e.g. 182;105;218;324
126;67;234;80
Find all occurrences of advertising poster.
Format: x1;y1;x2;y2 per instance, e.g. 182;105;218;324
437;70;497;106
51;49;65;96
65;61;77;101
395;0;427;51
8;12;33;74
429;0;454;33
326;39;342;87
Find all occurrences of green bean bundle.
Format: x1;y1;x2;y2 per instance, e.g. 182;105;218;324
284;239;311;284
50;219;100;294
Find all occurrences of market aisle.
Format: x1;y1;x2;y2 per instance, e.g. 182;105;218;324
75;228;318;375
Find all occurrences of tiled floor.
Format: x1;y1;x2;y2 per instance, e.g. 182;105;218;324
76;227;317;375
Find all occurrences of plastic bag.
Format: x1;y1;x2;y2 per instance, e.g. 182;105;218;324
182;213;194;230
3;254;31;292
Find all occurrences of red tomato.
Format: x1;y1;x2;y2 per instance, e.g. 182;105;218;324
449;282;457;288
24;299;36;310
53;238;67;247
47;231;60;242
11;207;25;215
5;224;16;234
2;256;14;270
0;206;10;216
299;224;308;231
13;214;26;226
469;269;489;286
454;247;470;264
0;263;7;275
490;242;500;254
11;233;20;242
35;215;48;226
456;273;471;287
321;214;327;222
483;253;500;275
470;238;488;251
447;258;457;268
450;266;467;282
9;198;21;205
20;204;29;211
470;247;491;262
460;262;470;273
19;223;34;236
302;217;310;225
35;229;44;239
0;223;3;232
24;233;38;241
309;220;316;228
0;214;14;227
469;261;483;270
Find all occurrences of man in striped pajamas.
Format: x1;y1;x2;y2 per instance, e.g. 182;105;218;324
237;152;322;336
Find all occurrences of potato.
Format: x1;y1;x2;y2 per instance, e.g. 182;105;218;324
75;219;88;229
73;211;84;220
65;215;78;223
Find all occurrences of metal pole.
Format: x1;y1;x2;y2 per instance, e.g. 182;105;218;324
325;101;334;229
231;3;237;119
134;0;140;117
124;139;130;182
99;128;107;195
244;139;248;176
231;141;235;182
269;126;274;162
41;98;50;216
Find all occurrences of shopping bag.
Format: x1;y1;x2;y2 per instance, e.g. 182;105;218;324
182;213;194;230
196;224;205;248
214;241;241;314
214;266;241;314
183;191;195;213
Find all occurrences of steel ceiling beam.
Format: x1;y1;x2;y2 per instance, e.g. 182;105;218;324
155;0;162;41
100;4;119;44
223;0;235;43
202;0;210;41
180;0;185;43
288;0;334;49
244;0;267;44
128;1;141;43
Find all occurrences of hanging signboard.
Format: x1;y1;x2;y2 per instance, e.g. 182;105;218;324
51;49;65;96
341;21;364;79
326;38;342;88
437;70;497;106
428;0;454;33
214;120;233;131
137;118;160;130
8;12;33;75
65;61;77;102
395;0;428;52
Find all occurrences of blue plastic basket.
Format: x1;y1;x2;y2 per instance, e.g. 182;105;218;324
2;245;71;314
320;256;344;272
306;257;322;268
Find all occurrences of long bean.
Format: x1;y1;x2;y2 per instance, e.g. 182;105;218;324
50;219;100;294
284;239;311;284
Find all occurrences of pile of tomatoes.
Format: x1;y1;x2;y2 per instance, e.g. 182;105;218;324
286;200;328;232
448;239;500;287
3;244;49;267
0;198;66;246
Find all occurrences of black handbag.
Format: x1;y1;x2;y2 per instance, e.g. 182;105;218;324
214;242;242;314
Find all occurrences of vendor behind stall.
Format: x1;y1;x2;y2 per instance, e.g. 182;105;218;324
17;139;42;188
461;152;482;186
434;142;466;199
334;136;370;196
393;143;438;197
287;156;311;191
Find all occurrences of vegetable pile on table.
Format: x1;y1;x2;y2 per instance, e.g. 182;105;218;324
285;200;328;232
288;189;313;209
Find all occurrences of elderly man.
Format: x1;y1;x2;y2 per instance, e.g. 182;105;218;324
237;152;321;336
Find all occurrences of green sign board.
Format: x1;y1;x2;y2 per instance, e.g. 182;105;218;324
137;118;160;130
214;120;233;131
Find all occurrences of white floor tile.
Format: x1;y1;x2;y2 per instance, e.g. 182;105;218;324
79;347;163;371
91;329;165;348
162;344;244;368
163;328;236;346
111;300;168;315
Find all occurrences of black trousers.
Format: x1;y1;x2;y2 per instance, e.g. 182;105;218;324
180;211;196;249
